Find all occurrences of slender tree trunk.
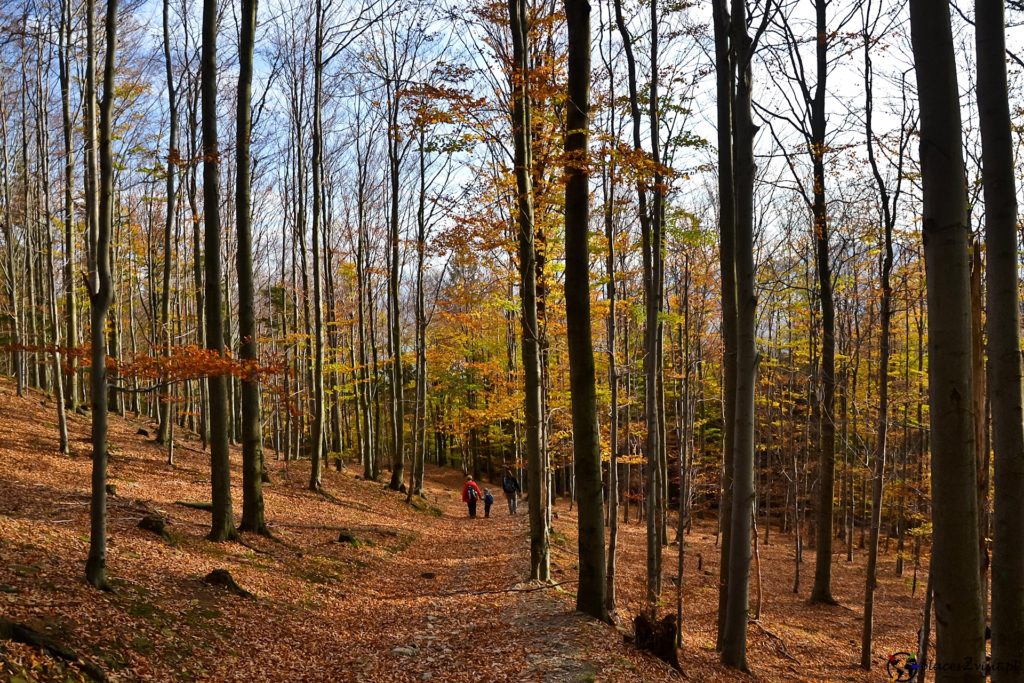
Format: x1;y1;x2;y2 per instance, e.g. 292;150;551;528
612;0;661;609
603;108;619;616
236;0;267;533
85;0;117;590
202;0;237;542
58;0;78;411
38;56;69;455
508;0;550;582
0;94;22;396
407;132;428;500
386;75;405;492
860;9;902;662
809;0;836;605
977;0;1024;677
157;0;178;449
308;0;327;491
909;0;986;676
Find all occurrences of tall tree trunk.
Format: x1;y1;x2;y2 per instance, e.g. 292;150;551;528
308;0;326;491
508;0;550;582
712;0;737;649
603;105;619;617
0;94;22;396
85;0;117;590
860;5;904;661
612;0;661;609
37;50;69;456
58;0;78;411
721;0;759;668
157;0;177;449
809;0;836;605
977;0;1024;677
407;131;428;501
202;0;238;542
909;0;985;676
564;0;605;622
236;0;267;533
386;75;405;492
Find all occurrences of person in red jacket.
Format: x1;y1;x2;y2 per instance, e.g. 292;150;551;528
461;475;483;518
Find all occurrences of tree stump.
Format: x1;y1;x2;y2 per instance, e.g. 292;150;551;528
203;569;254;598
138;513;169;540
632;612;681;670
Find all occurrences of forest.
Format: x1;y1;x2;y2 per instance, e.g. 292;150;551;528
1;0;1022;680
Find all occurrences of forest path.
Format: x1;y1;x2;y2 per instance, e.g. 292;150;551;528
2;375;923;682
0;376;678;682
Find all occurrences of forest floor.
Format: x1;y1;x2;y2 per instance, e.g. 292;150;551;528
0;375;928;682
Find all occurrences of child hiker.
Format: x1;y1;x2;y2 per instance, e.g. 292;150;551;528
483;489;494;518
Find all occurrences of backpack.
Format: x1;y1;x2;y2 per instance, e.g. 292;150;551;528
502;475;518;494
467;485;478;503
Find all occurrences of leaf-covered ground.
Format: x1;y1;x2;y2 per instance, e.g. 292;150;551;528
0;376;927;681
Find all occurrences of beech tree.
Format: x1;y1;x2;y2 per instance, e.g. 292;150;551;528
976;0;1024;677
721;0;771;669
564;0;605;622
85;0;118;590
202;0;237;542
909;0;985;675
508;0;550;583
237;0;267;533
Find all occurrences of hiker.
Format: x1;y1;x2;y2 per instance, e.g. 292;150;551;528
462;475;483;518
501;468;521;515
483;489;494;518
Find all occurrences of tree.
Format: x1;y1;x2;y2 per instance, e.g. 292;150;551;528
508;0;550;583
711;0;737;649
805;0;837;606
85;0;118;590
860;0;910;666
564;0;605;622
202;0;238;542
612;0;662;607
721;0;769;669
908;0;985;676
58;0;78;413
307;0;327;492
976;0;1024;677
237;0;268;533
156;0;178;454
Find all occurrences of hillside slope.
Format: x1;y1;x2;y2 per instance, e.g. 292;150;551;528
0;376;925;681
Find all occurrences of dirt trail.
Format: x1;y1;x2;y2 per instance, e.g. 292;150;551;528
0;377;678;682
0;374;930;682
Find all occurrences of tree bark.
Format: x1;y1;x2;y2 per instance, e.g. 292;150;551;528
308;0;327;491
977;0;1024;677
236;0;267;533
564;0;606;623
508;0;550;582
202;0;238;542
808;0;836;606
58;0;78;411
157;0;177;450
721;0;759;668
909;0;985;677
85;0;117;590
712;0;737;649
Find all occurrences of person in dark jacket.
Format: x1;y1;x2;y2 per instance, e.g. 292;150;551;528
483;489;494;518
501;468;521;515
461;475;483;518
